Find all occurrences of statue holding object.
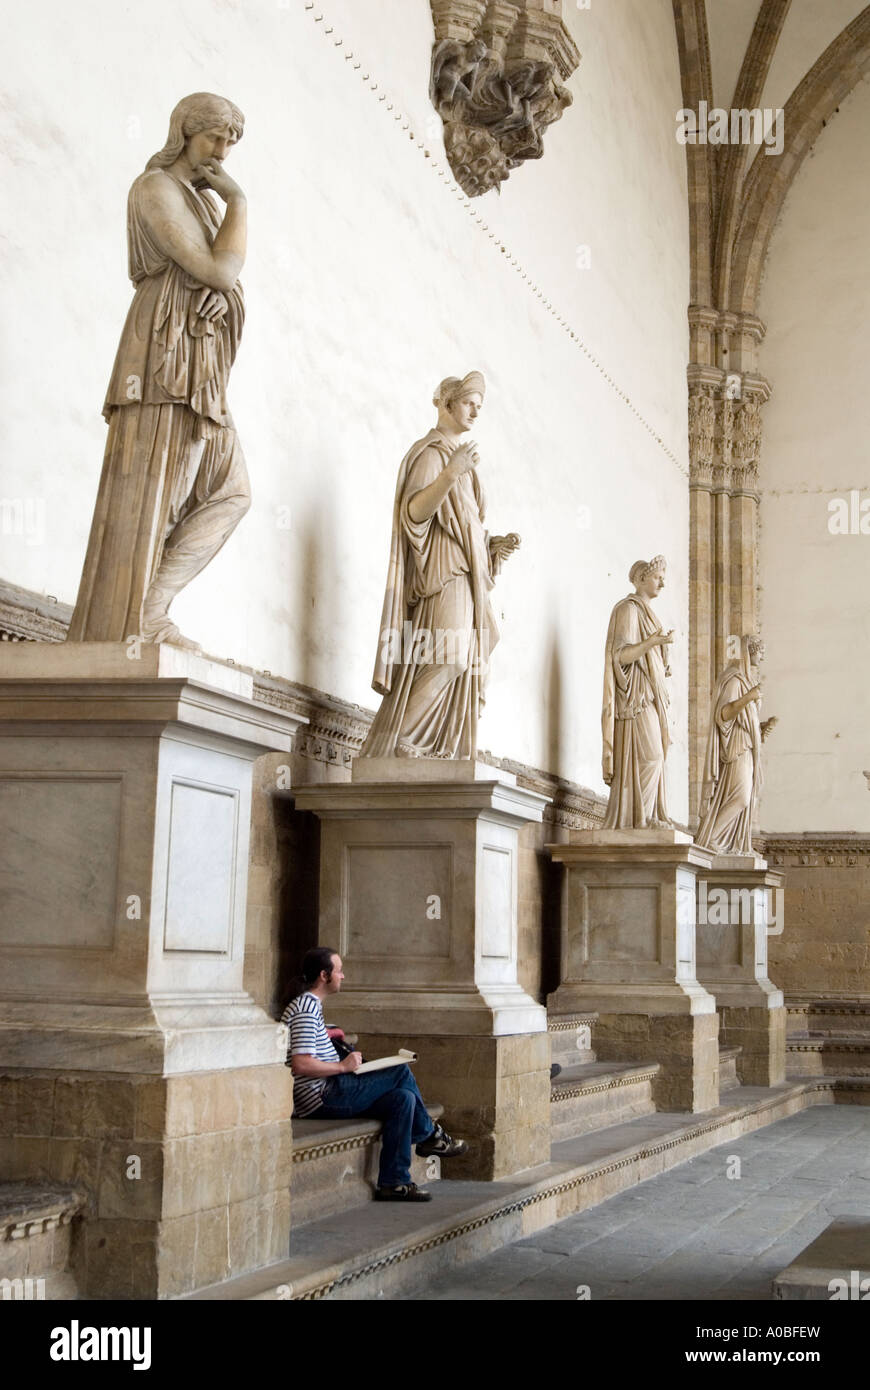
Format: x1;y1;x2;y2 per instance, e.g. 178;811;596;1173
68;93;250;649
361;371;520;760
601;555;674;830
695;635;777;855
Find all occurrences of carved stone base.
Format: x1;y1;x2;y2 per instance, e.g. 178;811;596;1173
0;641;305;1074
293;760;550;1038
695;855;786;1086
547;832;719;1112
0;1065;293;1299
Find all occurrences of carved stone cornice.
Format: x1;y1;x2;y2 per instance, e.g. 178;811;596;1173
429;0;581;197
760;833;870;868
0;581;70;644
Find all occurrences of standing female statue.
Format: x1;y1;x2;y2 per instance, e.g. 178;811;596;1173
601;556;674;829
68;93;250;648
696;635;776;854
361;372;520;759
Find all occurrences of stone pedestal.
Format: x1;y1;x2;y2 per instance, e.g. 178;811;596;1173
0;642;306;1297
695;853;786;1086
547;830;719;1112
294;758;551;1178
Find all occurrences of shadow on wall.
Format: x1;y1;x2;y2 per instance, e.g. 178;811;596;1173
541;623;564;1000
272;802;321;1018
546;622;563;778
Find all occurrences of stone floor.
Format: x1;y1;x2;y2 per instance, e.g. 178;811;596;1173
401;1107;870;1301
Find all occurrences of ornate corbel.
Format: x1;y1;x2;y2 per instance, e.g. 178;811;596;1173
429;0;580;197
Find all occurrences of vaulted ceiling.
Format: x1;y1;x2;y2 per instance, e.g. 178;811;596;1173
674;0;870;315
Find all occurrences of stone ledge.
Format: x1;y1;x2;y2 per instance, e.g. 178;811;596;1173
550;1061;658;1103
184;1078;854;1302
293;1106;444;1164
0;1182;86;1241
773;1218;870;1300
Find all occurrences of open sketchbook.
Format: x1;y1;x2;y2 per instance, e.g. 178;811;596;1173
355;1047;417;1075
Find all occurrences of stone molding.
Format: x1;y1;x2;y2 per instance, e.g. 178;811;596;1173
548;1013;597;1031
292;1133;376;1163
0;581;70;644
760;834;870;867
1;1185;86;1243
550;1066;658;1103
428;0;580;197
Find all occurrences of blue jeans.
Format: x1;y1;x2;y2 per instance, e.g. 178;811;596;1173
315;1064;435;1187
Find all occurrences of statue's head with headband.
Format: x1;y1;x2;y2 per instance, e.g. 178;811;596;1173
629;555;667;594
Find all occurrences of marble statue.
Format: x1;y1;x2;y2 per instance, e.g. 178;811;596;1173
361;371;520;759
696;635;777;854
601;556;674;829
67;93;250;648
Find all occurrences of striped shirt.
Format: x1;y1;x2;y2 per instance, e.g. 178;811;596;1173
281;991;339;1117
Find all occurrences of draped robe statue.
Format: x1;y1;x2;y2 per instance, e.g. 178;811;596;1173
68;93;250;648
361;372;520;759
601;556;674;829
696;636;775;854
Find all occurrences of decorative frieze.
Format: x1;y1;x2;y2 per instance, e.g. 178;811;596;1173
760;834;870;868
429;0;580;197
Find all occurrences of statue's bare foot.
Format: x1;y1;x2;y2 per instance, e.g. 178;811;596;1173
140;613;201;652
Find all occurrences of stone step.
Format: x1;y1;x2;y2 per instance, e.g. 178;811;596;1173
773;1217;870;1300
785;1037;870;1077
0;1182;86;1301
787;1001;870;1036
548;1012;598;1067
291;1105;443;1227
719;1045;742;1093
549;1061;657;1143
184;1078;836;1302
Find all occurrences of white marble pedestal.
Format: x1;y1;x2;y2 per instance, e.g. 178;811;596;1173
694;853;786;1086
0;641;306;1297
293;758;551;1178
547;830;720;1112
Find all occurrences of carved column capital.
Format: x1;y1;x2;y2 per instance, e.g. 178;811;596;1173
429;0;580;197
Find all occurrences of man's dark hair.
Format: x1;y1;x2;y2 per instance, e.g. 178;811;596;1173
301;946;338;987
280;946;339;1013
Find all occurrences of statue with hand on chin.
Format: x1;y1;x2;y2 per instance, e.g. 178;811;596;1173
69;92;251;650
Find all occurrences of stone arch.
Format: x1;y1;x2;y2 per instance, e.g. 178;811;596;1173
728;7;870;315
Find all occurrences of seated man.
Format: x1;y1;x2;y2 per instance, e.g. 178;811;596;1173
282;946;466;1202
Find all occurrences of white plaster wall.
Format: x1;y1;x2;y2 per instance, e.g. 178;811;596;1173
758;77;870;832
0;0;690;811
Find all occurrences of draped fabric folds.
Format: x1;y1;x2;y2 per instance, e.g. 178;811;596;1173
696;639;762;854
601;593;671;829
362;429;498;759
68;173;247;643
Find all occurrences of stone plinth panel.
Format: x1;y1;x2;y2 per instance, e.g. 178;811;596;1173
0;641;306;1074
547;830;719;1111
294;761;551;1177
695;855;786;1086
293;760;549;1037
0;642;306;1297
